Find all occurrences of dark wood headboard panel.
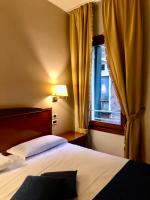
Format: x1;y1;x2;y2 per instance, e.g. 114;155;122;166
0;108;52;153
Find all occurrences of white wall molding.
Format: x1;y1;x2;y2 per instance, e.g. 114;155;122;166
48;0;101;12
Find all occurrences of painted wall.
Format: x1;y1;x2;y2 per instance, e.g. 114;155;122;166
142;0;150;163
90;130;124;157
0;0;74;134
93;1;103;36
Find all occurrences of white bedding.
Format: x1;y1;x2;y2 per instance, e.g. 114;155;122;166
0;143;128;200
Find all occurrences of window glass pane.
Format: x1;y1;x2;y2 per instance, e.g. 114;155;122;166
101;76;109;100
91;44;121;125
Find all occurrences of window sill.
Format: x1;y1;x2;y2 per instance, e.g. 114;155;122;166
89;120;125;135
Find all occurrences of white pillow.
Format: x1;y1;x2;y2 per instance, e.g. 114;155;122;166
0;155;12;171
7;135;67;159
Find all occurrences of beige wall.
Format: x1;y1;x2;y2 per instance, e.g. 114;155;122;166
90;130;124;157
93;1;103;36
0;0;74;134
142;0;150;163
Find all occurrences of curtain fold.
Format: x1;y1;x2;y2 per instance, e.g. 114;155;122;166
102;0;143;160
69;3;93;133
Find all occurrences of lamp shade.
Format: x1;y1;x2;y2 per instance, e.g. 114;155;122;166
53;85;68;97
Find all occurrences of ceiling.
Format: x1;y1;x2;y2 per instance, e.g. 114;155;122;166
48;0;100;12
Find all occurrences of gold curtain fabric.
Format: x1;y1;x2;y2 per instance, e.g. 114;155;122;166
69;3;93;133
102;0;143;160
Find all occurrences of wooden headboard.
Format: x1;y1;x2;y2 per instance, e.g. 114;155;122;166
0;108;52;153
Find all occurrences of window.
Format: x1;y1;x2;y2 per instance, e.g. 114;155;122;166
89;35;125;135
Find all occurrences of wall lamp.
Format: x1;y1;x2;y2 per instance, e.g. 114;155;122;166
51;85;68;102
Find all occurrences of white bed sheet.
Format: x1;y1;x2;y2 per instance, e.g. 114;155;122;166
0;143;128;200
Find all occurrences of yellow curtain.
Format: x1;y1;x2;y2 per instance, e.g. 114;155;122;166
69;3;93;133
102;0;143;160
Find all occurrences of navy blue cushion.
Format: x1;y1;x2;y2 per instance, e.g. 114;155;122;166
10;176;64;200
41;171;77;198
93;160;150;200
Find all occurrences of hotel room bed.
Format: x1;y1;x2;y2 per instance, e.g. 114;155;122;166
0;108;150;200
0;142;127;200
